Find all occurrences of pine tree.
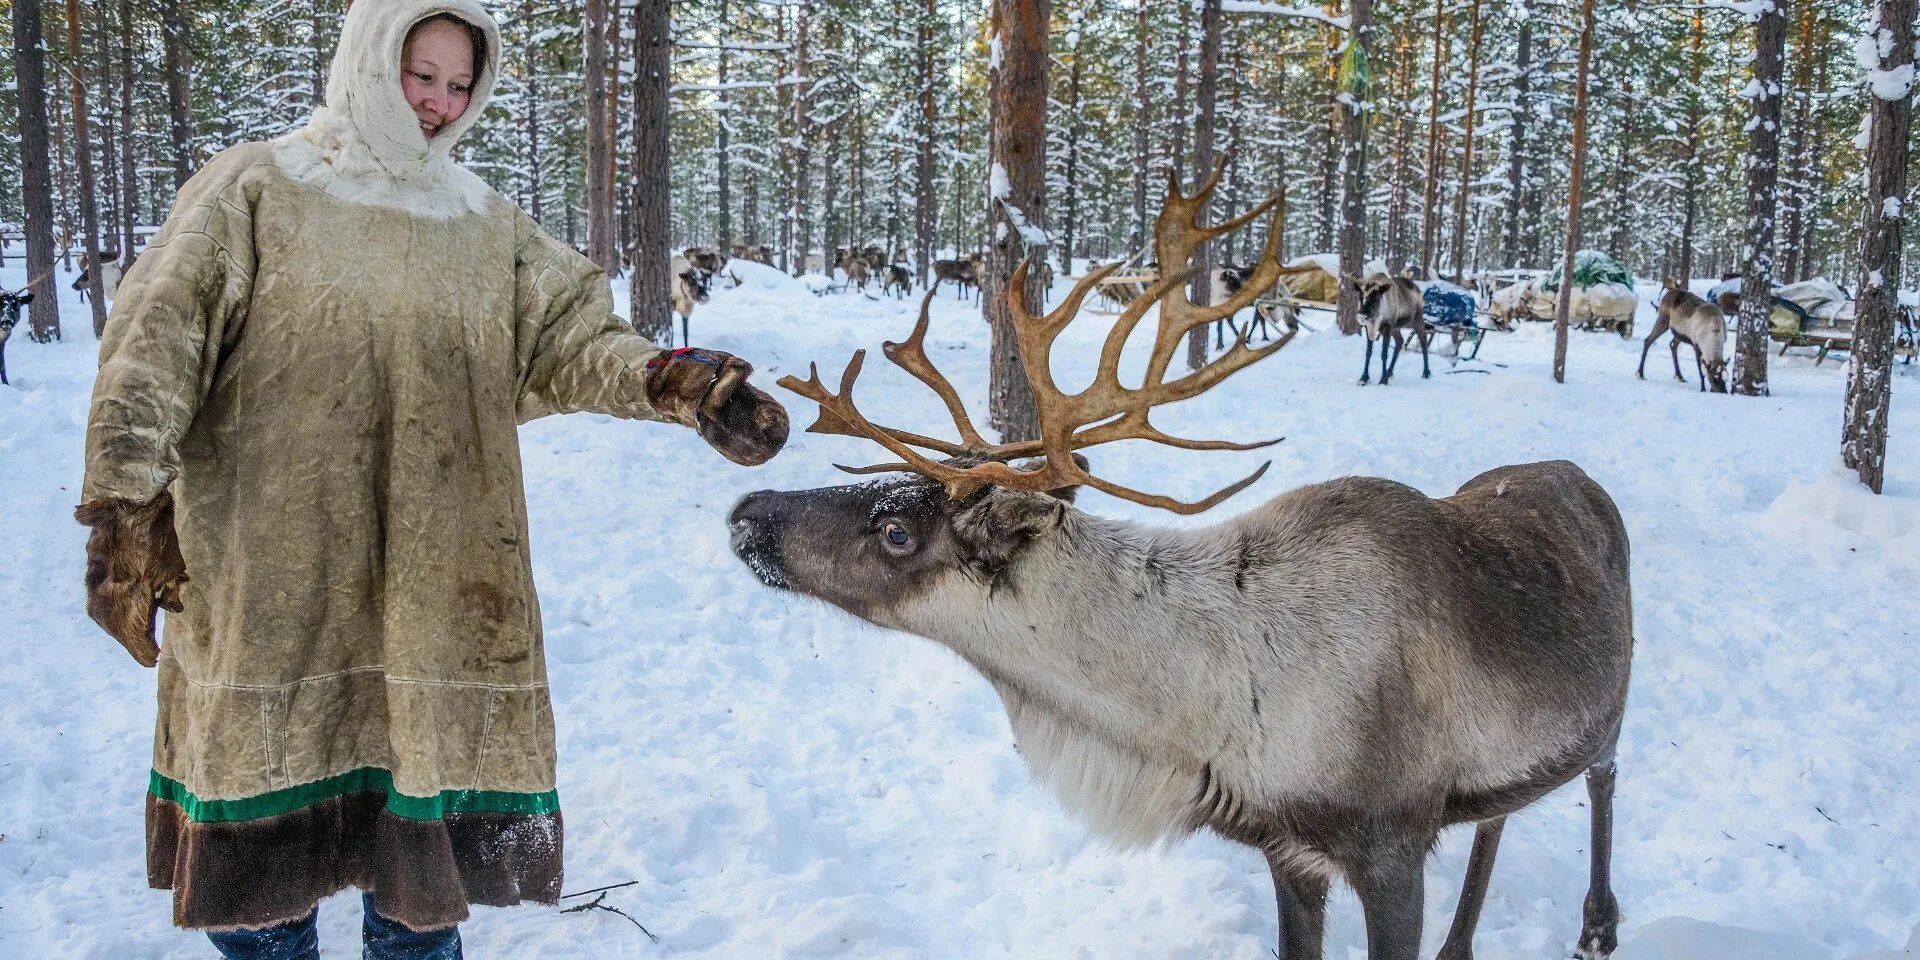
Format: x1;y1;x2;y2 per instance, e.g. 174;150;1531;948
1842;0;1915;493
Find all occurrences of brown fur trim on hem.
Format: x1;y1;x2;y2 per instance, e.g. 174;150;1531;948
147;789;563;932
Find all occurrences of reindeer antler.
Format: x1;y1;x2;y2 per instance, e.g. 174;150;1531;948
778;158;1297;514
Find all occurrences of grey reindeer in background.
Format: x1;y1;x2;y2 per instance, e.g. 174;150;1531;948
1346;272;1430;385
729;168;1634;960
1640;279;1729;393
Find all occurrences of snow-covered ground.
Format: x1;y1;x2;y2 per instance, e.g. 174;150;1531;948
3;261;1917;959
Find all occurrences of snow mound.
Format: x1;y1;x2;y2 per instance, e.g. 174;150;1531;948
725;259;805;292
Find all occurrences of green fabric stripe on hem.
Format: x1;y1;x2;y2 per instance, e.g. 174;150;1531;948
149;769;559;823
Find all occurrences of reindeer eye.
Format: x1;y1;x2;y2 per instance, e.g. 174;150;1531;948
881;522;913;550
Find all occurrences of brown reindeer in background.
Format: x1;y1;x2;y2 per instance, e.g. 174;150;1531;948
731;166;1631;960
837;250;873;292
932;253;983;300
1640;279;1728;393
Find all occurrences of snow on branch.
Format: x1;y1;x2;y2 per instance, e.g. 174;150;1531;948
1221;1;1352;29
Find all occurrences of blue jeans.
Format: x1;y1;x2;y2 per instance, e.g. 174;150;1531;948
206;893;462;960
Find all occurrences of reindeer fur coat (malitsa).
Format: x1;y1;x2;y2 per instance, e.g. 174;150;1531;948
80;0;682;934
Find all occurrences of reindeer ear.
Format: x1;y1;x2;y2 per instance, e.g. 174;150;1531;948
952;486;1068;575
1012;454;1088;502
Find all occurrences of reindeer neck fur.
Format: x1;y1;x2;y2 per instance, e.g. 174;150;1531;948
895;506;1346;848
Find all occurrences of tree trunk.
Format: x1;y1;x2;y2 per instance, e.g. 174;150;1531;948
775;9;793;271
1385;23;1413;270
608;0;624;257
1171;0;1190;184
1553;0;1597;383
1061;19;1084;277
1130;0;1150;256
1187;0;1221;371
1842;0;1914;493
1607;75;1635;264
66;0;110;336
11;0;62;341
118;0;138;263
914;0;937;285
1272;56;1290;261
96;0;119;254
1316;8;1340;253
161;0;194;189
888;144;903;257
743;174;759;245
985;0;1047;443
715;0;732;246
630;0;673;344
790;7;813;276
1449;0;1483;281
1418;0;1447;277
1335;0;1374;336
1502;15;1531;269
524;0;545;223
1788;21;1833;282
51;64;74;274
1732;0;1786;397
1778;0;1817;284
583;0;617;274
1677;9;1703;281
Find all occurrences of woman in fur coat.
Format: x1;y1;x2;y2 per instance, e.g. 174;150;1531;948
74;3;788;957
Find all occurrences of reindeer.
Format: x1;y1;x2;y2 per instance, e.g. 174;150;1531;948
837;250;873;292
1212;264;1293;344
731;243;776;267
932;254;982;300
883;264;913;300
669;254;711;348
1345;272;1430;385
74;249;124;304
731;168;1630;960
0;287;31;386
1639;279;1728;393
683;246;728;276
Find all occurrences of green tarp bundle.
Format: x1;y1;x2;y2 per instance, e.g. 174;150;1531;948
1538;250;1633;292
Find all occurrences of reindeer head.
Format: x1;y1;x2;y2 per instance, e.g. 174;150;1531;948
730;163;1294;628
1343;272;1405;317
680;265;712;304
729;458;1081;630
0;289;32;336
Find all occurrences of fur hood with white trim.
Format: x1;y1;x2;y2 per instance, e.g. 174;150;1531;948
273;0;503;218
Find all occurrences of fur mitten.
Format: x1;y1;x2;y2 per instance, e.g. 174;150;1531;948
645;348;789;466
74;492;188;667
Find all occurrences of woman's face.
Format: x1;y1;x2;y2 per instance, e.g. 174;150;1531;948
400;19;474;140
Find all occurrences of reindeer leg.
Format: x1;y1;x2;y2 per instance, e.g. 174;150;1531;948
1349;834;1430;960
681;316;690;349
1382;330;1402;385
1576;750;1621;960
1419;323;1432;379
1265;852;1329;960
1695;344;1708;392
1436;817;1507;960
1360;335;1376;385
1;344;8;386
1637;316;1670;379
